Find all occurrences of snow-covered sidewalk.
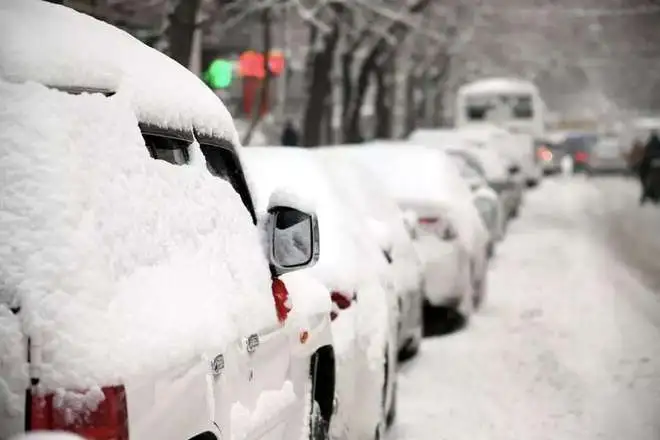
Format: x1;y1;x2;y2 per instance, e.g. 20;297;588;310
388;176;660;440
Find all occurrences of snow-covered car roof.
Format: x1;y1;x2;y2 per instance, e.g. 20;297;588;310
335;142;473;207
0;0;239;145
457;77;538;95
344;143;487;252
313;148;422;292
0;69;273;393
242;146;387;294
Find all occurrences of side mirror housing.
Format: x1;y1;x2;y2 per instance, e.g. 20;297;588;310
266;206;320;277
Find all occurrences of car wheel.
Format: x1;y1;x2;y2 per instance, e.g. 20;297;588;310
398;296;423;361
309;346;335;440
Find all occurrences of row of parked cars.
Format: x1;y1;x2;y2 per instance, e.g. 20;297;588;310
0;2;536;440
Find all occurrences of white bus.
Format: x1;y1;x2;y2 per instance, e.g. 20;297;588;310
454;77;545;186
455;77;546;139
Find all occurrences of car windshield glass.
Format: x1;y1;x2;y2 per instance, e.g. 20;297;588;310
466;93;534;120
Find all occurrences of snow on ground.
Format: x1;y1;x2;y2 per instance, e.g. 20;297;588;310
388;175;660;440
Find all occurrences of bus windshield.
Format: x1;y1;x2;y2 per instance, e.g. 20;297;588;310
466;94;534;121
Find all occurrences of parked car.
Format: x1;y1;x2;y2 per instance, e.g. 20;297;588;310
411;126;542;187
448;153;505;251
559;132;599;173
408;129;524;220
314;148;426;359
535;137;567;175
586;135;629;174
0;2;335;439
241;147;399;440
339;142;491;315
446;146;523;222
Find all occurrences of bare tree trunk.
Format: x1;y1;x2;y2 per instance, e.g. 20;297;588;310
323;98;334;145
302;21;340;147
242;9;272;146
167;0;202;68
340;52;354;142
374;57;395;139
345;48;381;143
403;72;416;137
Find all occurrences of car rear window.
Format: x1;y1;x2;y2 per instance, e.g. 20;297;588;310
563;135;598;153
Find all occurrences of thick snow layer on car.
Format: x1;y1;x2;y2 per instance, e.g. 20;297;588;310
0;0;239;144
314;149;422;295
242;147;395;367
230;381;297;440
408;129;511;181
457;77;537;95
336;144;487;252
0;80;275;391
243;147;371;294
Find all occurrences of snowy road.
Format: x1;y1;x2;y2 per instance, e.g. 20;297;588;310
388;175;660;440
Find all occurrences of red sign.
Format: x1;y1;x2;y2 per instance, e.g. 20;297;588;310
239;51;285;78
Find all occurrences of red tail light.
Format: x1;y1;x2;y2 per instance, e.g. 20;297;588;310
418;217;439;224
329;291;354;321
28;386;129;439
574;151;589;162
272;278;291;323
537;147;552;162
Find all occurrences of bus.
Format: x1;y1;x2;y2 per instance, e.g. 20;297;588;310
454;77;545;186
455;77;546;139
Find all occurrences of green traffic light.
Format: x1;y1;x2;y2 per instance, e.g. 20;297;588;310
205;59;233;89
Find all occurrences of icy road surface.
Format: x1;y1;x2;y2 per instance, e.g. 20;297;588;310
388;176;660;440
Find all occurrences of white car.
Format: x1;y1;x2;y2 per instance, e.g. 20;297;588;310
241;147;398;440
448;153;505;250
409;128;524;220
0;2;334;439
339;142;491;315
314;148;425;359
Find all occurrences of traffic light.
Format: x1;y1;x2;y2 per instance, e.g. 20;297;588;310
204;59;233;89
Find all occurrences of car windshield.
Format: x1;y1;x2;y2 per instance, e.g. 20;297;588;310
466;93;534;121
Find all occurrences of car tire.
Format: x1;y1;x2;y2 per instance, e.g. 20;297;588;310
309;346;335;440
398;295;423;361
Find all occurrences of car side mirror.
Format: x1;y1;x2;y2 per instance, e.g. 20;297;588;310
266;206;320;276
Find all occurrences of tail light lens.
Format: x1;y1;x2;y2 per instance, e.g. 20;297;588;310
28;386;129;439
329;291;354;321
272;278;291;323
574;151;589;163
537;147;552;162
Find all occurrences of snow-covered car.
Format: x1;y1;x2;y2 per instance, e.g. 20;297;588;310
448;153;505;251
449;146;524;222
0;2;335;439
241;147;399;440
339;142;491;315
408;128;524;221
314;148;425;359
